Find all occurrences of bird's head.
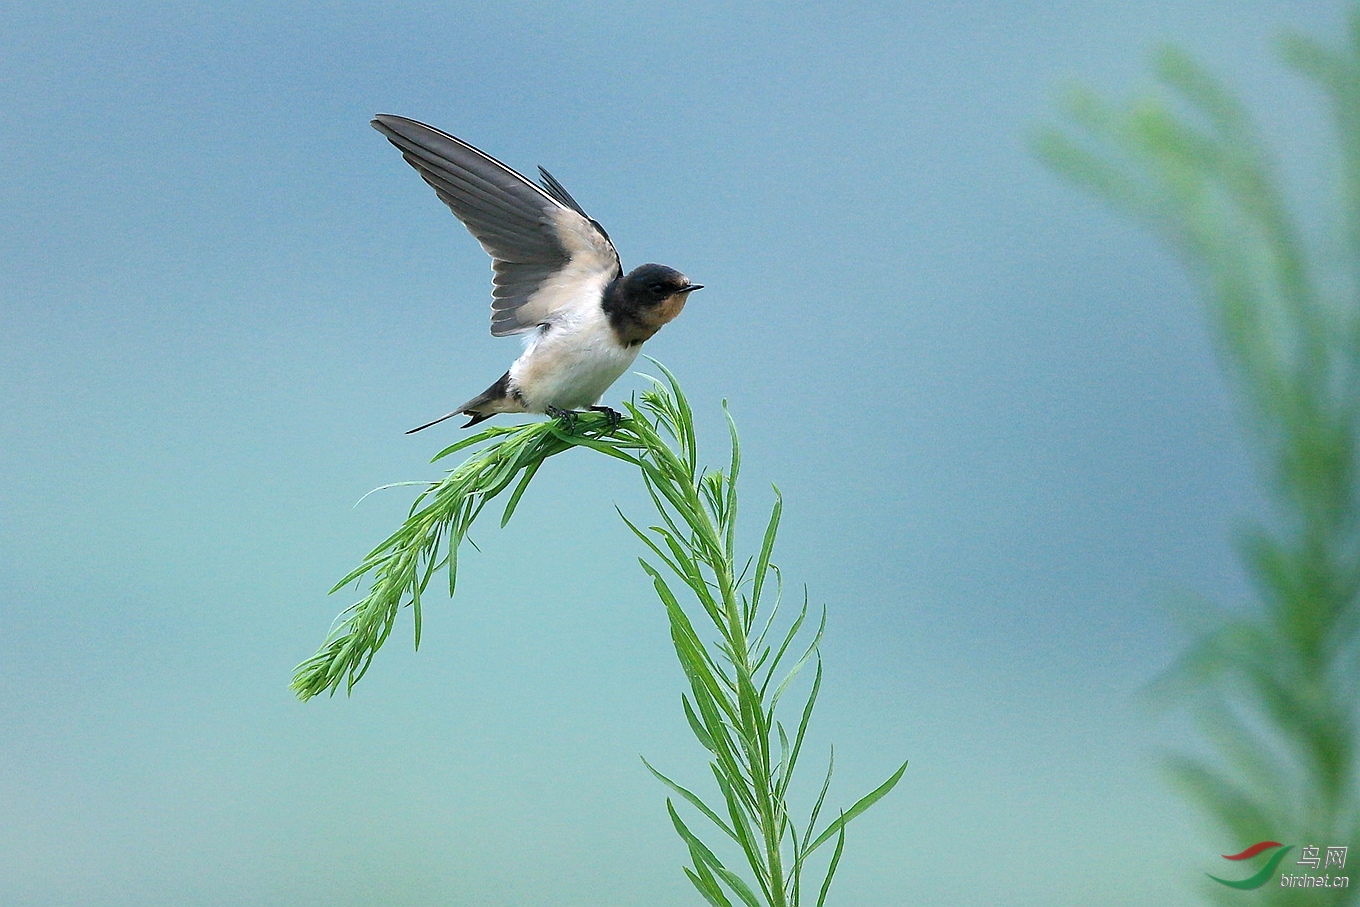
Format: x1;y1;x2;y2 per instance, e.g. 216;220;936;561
623;263;702;304
617;263;702;331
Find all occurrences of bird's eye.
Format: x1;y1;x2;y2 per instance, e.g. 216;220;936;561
650;283;666;294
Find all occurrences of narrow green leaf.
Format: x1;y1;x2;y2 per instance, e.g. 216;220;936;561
1154;46;1253;143
711;766;768;888
682;693;717;753
683;865;735;907
803;746;836;855
410;577;422;650
770;605;825;714
814;817;848;907
667;801;763;907
499;457;543;527
617;510;687;582
642;757;739;842
807;759;909;856
722;402;741;561
782;659;823;799
750;488;782;608
759;593;806;698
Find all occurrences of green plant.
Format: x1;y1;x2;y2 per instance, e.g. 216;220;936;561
1036;12;1360;905
293;364;906;906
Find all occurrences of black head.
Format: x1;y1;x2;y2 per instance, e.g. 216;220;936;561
604;263;703;345
620;263;703;303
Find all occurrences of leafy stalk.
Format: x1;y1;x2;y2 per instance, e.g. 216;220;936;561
1037;12;1360;905
293;362;906;905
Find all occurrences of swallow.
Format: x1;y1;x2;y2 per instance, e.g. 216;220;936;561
370;115;702;432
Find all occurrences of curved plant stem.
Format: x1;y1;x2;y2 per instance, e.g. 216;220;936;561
293;362;906;905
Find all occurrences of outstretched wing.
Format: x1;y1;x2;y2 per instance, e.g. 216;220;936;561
371;115;622;336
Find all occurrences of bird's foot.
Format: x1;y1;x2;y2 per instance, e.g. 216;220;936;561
588;405;624;433
545;405;579;432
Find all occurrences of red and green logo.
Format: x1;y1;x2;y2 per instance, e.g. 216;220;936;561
1208;841;1294;890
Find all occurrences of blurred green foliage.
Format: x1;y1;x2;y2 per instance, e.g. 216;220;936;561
1037;10;1360;905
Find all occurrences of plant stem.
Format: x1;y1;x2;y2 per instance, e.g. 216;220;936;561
294;363;906;905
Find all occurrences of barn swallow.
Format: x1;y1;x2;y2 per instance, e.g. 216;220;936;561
370;115;702;432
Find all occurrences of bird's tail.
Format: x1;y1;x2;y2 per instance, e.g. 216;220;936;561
406;409;475;433
406;371;513;433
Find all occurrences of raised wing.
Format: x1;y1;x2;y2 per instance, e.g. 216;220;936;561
371;115;622;336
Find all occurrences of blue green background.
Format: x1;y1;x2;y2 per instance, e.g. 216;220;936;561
0;2;1343;904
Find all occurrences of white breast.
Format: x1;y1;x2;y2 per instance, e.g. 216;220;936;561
508;303;640;412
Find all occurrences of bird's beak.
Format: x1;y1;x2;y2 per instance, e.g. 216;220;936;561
682;284;704;293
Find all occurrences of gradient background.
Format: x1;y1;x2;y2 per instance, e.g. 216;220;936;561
0;2;1346;904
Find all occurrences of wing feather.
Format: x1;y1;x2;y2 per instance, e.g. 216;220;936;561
372;115;622;336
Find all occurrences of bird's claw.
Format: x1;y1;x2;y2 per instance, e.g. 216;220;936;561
588;405;624;433
545;405;579;432
546;405;622;435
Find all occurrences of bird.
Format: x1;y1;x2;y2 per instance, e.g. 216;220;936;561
370;114;703;432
